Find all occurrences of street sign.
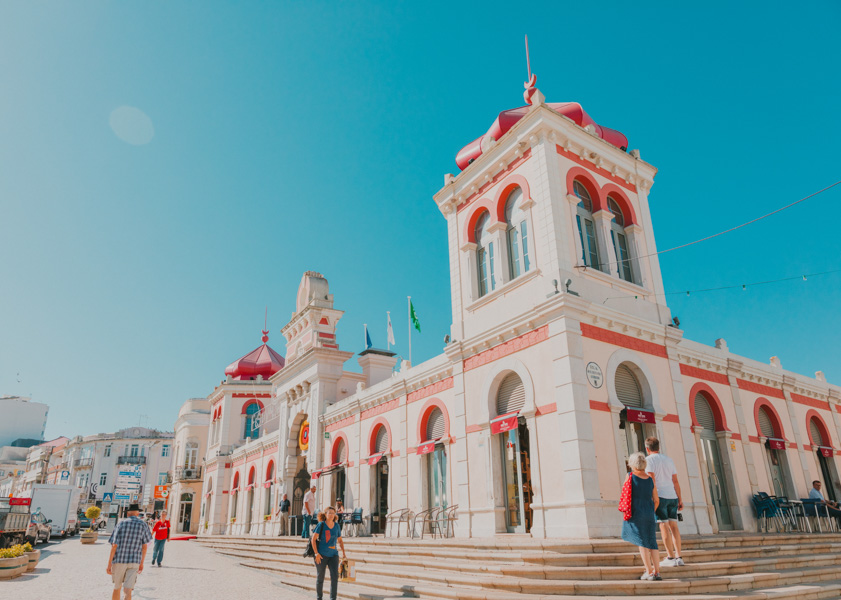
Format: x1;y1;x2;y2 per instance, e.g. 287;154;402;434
102;492;114;503
60;470;70;482
114;494;130;500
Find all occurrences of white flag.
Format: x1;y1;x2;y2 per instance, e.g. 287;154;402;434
387;311;396;347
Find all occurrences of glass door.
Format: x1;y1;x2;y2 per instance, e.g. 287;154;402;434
701;436;733;530
426;445;448;509
501;429;524;532
818;453;838;502
765;447;786;497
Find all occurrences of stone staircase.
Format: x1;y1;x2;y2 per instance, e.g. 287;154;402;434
198;532;841;599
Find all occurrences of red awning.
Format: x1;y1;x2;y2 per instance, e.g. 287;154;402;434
768;438;786;450
230;487;239;494
490;412;519;435
245;484;254;491
820;447;834;458
626;408;655;424
368;453;384;466
311;470;323;480
262;482;272;488
416;441;437;455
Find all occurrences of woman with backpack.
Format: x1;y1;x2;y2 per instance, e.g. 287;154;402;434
311;506;347;600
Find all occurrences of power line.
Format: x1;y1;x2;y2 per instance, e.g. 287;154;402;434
603;268;841;303
594;180;841;270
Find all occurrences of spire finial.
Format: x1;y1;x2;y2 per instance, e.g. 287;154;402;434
262;306;269;343
524;35;539;105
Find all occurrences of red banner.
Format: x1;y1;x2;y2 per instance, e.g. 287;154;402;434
368;453;384;466
490;413;519;435
768;439;786;450
262;482;272;488
820;447;834;458
9;498;31;506
311;470;322;480
626;409;655;424
416;441;436;455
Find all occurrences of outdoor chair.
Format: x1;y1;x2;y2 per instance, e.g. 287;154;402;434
800;499;837;533
752;493;782;533
385;508;412;538
442;504;458;538
346;508;364;537
410;507;437;539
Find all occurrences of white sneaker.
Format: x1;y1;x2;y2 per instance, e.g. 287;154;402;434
659;557;676;567
675;557;685;566
640;572;654;580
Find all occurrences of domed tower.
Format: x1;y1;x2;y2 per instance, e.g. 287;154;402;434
434;80;668;343
224;330;286;381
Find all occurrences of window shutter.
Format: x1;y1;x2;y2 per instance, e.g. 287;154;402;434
615;365;643;408
496;373;526;416
426;408;445;441
375;426;389;454
693;393;716;430
758;407;775;438
810;419;824;446
335;439;347;463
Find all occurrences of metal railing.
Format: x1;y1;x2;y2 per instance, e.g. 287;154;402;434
117;455;147;465
174;466;202;481
73;458;94;468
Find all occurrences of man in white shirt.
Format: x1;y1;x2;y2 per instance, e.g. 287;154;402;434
809;480;841;523
645;437;684;567
301;485;316;539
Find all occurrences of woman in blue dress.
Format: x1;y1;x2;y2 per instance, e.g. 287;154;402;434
622;452;662;580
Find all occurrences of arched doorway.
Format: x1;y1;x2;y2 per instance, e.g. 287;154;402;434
491;372;532;533
418;405;448;513
615;363;655;467
178;493;194;533
808;415;839;502
288;414;311;521
369;423;390;534
245;466;256;531
230;472;240;524
693;391;733;530
756;403;793;498
331;437;347;506
264;461;275;520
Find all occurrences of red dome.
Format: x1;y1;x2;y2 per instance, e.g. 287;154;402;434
456;102;628;171
225;334;285;381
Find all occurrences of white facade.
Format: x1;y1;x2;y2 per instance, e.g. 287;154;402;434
170;398;210;533
0;396;48;446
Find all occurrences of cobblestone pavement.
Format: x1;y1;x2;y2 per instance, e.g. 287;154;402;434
7;534;312;600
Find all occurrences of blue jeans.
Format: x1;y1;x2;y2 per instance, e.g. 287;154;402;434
301;514;313;538
152;538;166;564
315;554;339;600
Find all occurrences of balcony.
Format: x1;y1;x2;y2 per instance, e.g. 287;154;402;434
117;455;147;465
73;458;93;468
174;466;203;481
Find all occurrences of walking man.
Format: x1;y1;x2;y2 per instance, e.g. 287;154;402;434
151;510;171;567
106;503;153;600
278;493;291;536
301;485;316;538
645;437;685;567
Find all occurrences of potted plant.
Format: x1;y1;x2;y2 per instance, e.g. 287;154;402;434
0;544;28;579
21;542;40;572
80;506;102;544
230;517;236;524
263;514;271;521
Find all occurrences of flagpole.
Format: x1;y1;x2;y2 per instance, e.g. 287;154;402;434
386;311;391;352
407;296;412;366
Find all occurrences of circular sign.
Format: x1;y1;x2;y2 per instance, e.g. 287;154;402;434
586;362;604;388
161;490;169;498
298;420;310;451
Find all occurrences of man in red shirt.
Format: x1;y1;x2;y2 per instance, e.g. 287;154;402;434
151;510;170;567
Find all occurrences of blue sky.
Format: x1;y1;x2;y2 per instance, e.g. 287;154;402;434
1;2;839;439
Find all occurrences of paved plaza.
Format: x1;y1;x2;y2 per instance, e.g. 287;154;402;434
6;535;311;600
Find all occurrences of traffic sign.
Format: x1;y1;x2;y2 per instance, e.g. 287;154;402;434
102;492;114;503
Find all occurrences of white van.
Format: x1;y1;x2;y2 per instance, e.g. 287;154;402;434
28;484;81;538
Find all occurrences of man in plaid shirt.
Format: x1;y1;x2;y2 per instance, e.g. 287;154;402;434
106;503;152;600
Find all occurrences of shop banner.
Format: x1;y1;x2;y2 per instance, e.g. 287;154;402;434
626;409;655;424
820;447;834;458
416;441;436;455
153;485;168;499
311;470;322;480
10;498;31;506
768;439;786;450
368;453;384;466
490;413;518;435
262;482;272;488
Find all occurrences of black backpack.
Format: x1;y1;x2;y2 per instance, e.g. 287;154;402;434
303;523;322;558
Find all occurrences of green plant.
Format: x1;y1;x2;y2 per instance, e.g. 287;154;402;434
263;514;271;521
85;506;102;532
204;520;209;530
0;545;24;559
230;517;236;524
21;542;33;553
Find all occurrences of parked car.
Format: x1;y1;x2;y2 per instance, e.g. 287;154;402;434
26;511;51;544
77;513;91;530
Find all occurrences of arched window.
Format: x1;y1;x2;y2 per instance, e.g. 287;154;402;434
504;188;530;279
374;426;389;454
333;438;347;464
608;196;634;283
693;392;718;431
757;406;776;438
475;212;496;297
615;364;644;408
244;402;261;439
426;408;446;442
810;417;825;446
573;180;601;270
496;373;526;416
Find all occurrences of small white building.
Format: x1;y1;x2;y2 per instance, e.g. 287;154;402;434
0;396;48;447
170;398;211;533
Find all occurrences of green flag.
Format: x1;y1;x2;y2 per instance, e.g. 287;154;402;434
410;300;421;332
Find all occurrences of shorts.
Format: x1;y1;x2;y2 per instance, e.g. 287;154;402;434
112;562;140;590
655;497;679;523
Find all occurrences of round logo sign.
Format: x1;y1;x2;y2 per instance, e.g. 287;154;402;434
299;420;310;451
586;362;604;388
